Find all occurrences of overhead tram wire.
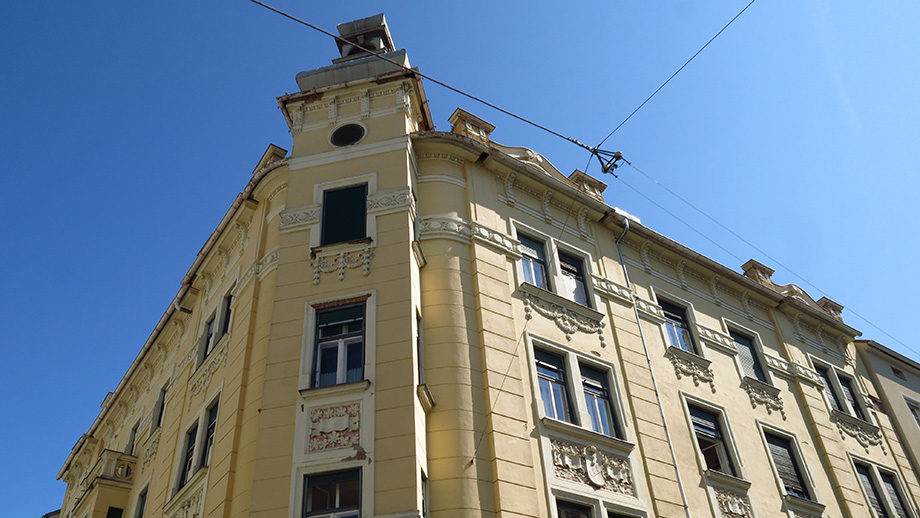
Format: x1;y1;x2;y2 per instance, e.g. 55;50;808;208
619;160;915;354
592;0;758;154
247;1;913;354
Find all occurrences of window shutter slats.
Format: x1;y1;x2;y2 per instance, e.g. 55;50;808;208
881;473;909;518
856;463;889;517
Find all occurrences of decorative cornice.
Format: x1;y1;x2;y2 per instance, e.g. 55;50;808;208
696;324;737;354
416;215;521;257
367;186;414;218
279;203;320;232
830;410;883;450
266;182;288;203
415;152;465;165
665;346;715;392
763;354;823;386
742;377;785;419
635;296;666;323
311;245;375;284
521;283;605;346
591;276;633;305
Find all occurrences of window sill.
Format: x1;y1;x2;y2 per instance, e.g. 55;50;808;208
829;409;883;448
665;346;715;391
783;493;824;515
666;345;710;365
541;417;635;456
704;470;751;492
741;376;778;396
417;384;435;414
311;237;374;257
300;379;371;398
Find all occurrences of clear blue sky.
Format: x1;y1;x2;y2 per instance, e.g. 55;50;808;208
2;1;918;514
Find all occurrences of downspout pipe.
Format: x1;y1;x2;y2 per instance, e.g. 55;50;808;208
616;218;693;518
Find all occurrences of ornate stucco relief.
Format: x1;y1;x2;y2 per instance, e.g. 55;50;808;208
521;286;605;346
167;485;203;518
311;245;375;284
416;215;521;257
696;324;737;354
591;276;633;305
367;186;414;217
309;402;361;452
665;347;716;392
415;152;466;166
714;487;754;518
280;203;320;232
142;432;160;470
188;342;228;399
550;439;634;495
831;411;883;450
742;379;785;419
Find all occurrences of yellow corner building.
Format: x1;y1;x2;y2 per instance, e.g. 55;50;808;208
57;14;920;518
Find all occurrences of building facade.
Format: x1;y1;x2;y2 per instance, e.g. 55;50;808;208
57;14;920;518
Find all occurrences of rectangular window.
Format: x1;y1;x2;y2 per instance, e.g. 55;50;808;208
135;488;148;518
581;364;620;438
731;330;767;383
519;233;550;290
557;501;592;518
559;252;589;307
907;399;920;429
314;304;365;388
815;363;867;420
304;469;360;518
200;400;219;468
857;462;890;518
659;299;697;354
198;315;218;363
815;365;844;412
880;472;911;518
839;376;866;420
125;422;139;455
689;405;734;476
321;184;367;246
152;386;167;432
106;508;123;518
178;424;198;489
218;292;233;338
764;432;811;500
535;349;573;424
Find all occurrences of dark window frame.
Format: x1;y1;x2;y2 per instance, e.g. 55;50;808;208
764;431;813;501
730;329;768;384
558;251;590;307
658;299;698;354
688;404;736;476
535;348;575;424
581;363;621;438
518;233;551;291
303;469;361;518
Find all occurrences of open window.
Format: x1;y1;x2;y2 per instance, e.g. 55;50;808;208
321;184;367;246
688;404;736;477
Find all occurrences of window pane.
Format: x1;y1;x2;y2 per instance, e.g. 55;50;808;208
881;472;909;518
321;184;367;245
815;366;843;412
345;339;364;383
839;377;866;420
765;433;810;500
559;252;589;306
581;364;618;437
557;501;592;518
519;234;549;290
856;463;889;518
659;300;696;354
317;344;339;387
305;470;360;517
689;406;734;476
535;349;572;423
731;331;767;382
338;478;360;507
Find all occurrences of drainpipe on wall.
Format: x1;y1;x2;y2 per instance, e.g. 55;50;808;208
615;217;693;518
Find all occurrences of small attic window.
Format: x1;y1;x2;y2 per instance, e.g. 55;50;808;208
330;124;366;147
892;367;907;380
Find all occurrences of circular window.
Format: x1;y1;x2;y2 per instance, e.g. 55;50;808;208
330;124;366;147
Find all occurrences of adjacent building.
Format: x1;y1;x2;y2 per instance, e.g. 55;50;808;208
57;14;920;518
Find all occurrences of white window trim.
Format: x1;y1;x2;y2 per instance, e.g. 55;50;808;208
757;422;822;506
512;221;597;309
650;287;704;358
290;463;372;518
810;357;872;423
680;394;747;483
300;291;377;392
849;454;918;518
527;335;628;443
310;172;378;248
721;318;774;386
905;397;920;430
